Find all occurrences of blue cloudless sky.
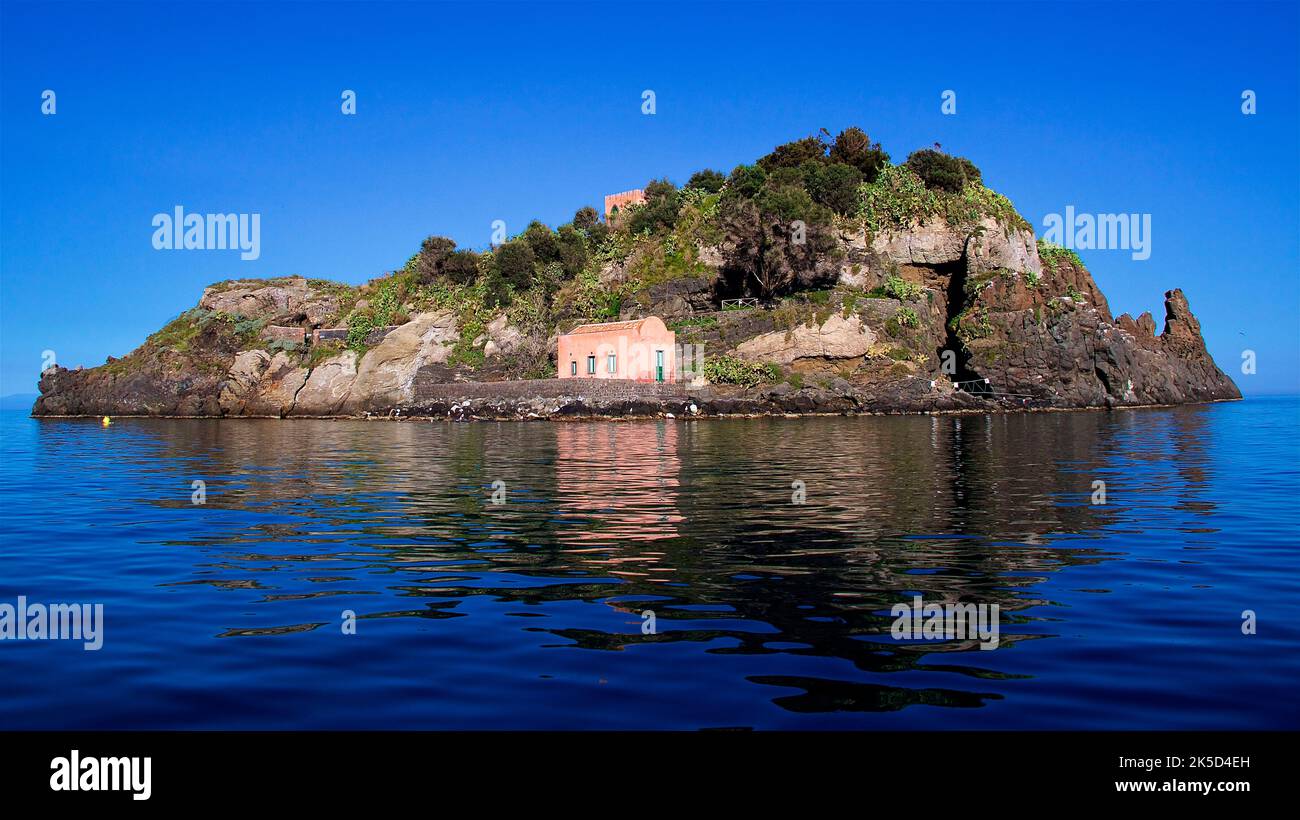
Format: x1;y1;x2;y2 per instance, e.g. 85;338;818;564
2;0;1297;395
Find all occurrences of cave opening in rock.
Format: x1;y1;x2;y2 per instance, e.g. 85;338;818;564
936;256;991;395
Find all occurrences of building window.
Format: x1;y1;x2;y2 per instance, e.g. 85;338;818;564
570;361;577;376
587;355;596;374
607;354;617;374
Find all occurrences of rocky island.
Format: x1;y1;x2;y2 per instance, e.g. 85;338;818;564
33;129;1240;420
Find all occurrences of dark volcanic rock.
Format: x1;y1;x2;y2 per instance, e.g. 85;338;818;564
960;251;1240;406
624;275;717;318
34;364;224;416
32;316;240;416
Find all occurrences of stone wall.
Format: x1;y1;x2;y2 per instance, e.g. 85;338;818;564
311;325;403;346
414;376;690;403
312;327;349;344
260;325;307;344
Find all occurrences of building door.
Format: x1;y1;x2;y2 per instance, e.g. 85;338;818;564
655;349;664;382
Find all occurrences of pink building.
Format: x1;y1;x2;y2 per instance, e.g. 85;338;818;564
557;317;676;383
603;189;646;221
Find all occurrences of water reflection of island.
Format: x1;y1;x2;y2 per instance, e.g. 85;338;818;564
85;406;1221;715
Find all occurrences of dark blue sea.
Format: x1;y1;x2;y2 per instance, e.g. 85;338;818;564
1;398;1297;729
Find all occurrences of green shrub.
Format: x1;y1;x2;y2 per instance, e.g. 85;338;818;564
686;169;726;193
674;189;723;245
307;340;345;367
724;164;767;199
953;184;1030;231
883;274;922;301
481;269;514;308
621;222;715;289
952;307;995;343
345;277;403;351
413;236;457;284
1037;238;1083;272
958;157;982;186
702;355;780;387
523;221;560;265
626;178;681;235
493;239;535;290
805;162;863;215
754;182;821;222
573;206;599;231
534;261;565;295
828;126;890;183
584;220;610;249
757;135;828;171
904;149;982;193
859;164;1029;235
448;338;486;368
345;315;374;351
146;308;214;352
838;288;862;316
233;315;266;337
895;306;920;328
716;192;837;298
859;165;941;233
554;224;588;278
409;236;483;286
668;315;718;331
551;266;622;323
441;250;480;285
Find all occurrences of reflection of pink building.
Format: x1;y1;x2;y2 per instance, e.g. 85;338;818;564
557;317;676;383
553;422;683;548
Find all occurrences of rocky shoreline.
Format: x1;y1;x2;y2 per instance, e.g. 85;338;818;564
31;273;1242;421
32;378;1240;423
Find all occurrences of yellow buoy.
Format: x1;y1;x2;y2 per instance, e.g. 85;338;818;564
101;416;112;426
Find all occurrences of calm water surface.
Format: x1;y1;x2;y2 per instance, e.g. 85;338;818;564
2;399;1298;729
